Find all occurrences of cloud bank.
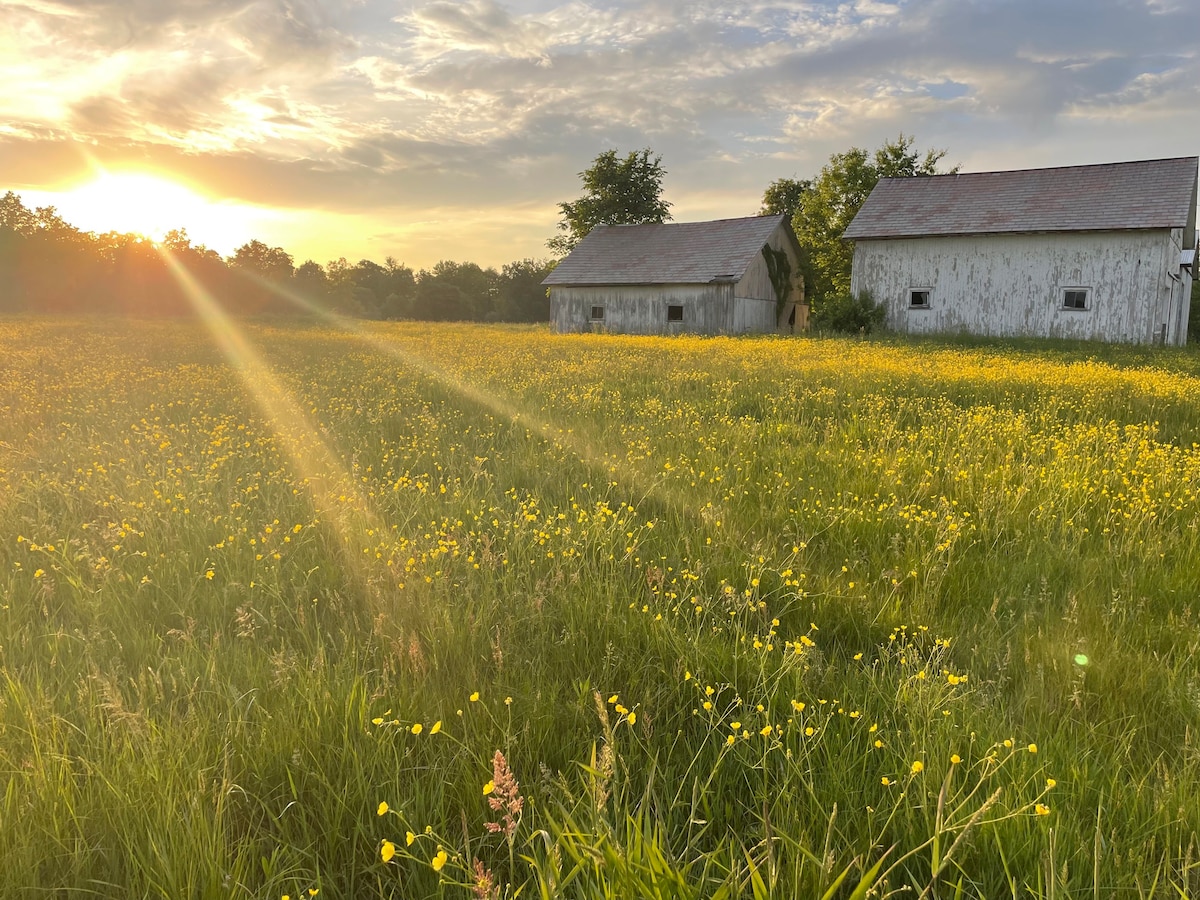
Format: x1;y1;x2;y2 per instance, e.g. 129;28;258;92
2;0;1195;265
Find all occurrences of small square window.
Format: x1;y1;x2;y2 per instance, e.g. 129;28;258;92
590;305;605;321
909;289;931;309
667;304;684;322
1063;289;1089;310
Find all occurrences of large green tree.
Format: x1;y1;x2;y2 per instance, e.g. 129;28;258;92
548;149;672;256
794;134;956;306
759;177;811;220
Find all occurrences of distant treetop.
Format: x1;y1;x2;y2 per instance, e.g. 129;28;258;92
548;149;672;257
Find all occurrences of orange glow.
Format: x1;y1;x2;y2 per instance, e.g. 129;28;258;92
46;171;265;251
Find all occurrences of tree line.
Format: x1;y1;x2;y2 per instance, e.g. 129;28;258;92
0;191;555;321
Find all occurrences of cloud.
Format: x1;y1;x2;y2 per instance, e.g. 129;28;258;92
404;0;551;62
1;0;1197;268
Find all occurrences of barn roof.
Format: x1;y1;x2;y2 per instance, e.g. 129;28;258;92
543;215;787;285
843;157;1199;240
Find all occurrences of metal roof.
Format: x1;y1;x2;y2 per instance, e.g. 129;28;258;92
543;215;787;285
843;157;1199;240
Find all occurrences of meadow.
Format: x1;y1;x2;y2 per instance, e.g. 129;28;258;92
3;318;1200;898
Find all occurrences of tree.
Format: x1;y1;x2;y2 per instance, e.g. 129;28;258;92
794;134;956;306
230;239;294;282
378;257;416;319
0;191;36;236
229;240;294;313
548;149;672;256
759;178;811;220
294;260;330;308
416;261;497;320
495;258;555;322
411;280;472;322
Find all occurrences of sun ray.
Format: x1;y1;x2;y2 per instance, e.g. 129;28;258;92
157;246;394;604
246;274;712;526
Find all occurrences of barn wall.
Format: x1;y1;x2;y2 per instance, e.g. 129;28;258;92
731;296;778;332
850;230;1187;345
738;227;803;299
550;283;746;334
737;225;805;331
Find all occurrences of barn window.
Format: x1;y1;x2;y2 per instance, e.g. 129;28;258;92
1062;288;1089;310
909;289;931;309
590;305;605;321
667;304;684;322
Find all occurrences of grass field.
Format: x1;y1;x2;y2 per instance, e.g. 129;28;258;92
3;318;1200;898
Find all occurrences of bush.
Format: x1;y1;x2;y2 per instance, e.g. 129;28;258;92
811;289;887;334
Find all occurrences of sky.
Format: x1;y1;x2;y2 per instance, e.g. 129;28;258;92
2;0;1197;270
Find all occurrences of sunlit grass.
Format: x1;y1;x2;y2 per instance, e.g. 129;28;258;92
2;318;1200;897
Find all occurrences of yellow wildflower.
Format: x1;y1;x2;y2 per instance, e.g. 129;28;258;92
432;849;448;872
911;760;924;775
376;801;388;816
430;720;442;734
381;840;396;863
483;780;495;795
411;723;423;735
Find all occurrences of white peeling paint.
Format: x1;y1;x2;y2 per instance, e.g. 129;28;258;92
850;229;1192;346
550;283;777;334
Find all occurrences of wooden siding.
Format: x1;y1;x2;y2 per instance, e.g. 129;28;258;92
550;284;737;334
736;228;803;301
850;229;1190;346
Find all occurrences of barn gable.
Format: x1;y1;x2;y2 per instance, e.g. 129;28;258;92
544;215;805;335
845;157;1199;346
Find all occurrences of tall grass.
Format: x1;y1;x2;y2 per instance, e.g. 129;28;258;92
2;318;1199;897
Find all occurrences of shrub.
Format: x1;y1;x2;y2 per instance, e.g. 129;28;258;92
811;289;887;334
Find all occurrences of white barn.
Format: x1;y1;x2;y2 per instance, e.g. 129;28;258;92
544;215;805;335
843;157;1198;345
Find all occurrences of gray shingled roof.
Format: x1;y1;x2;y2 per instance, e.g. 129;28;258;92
843;157;1199;240
543;215;786;285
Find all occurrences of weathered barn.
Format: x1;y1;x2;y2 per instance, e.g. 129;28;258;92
843;157;1198;345
544;215;805;335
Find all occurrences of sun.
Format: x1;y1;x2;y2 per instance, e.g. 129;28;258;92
51;171;262;252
